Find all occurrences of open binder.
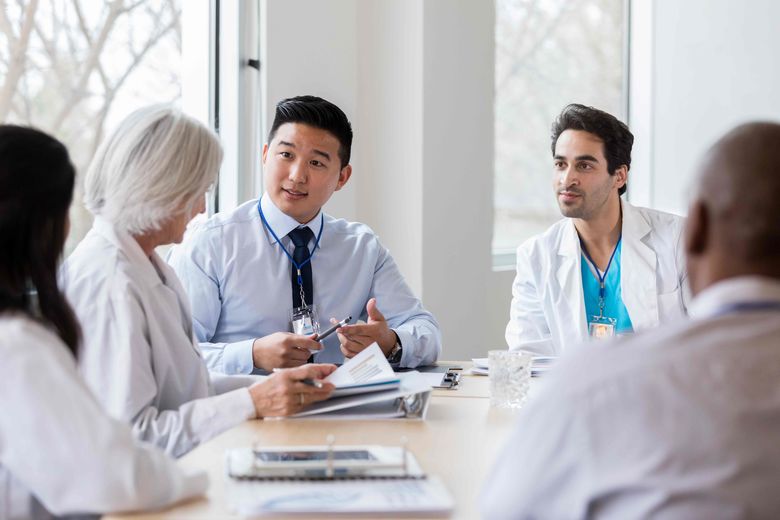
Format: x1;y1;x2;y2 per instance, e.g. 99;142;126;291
285;343;435;420
290;372;433;419
225;443;453;516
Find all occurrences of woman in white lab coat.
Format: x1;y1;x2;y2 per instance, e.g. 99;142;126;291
0;125;206;518
62;106;335;458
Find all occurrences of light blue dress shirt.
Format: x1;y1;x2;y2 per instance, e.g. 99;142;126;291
580;241;634;333
167;195;441;374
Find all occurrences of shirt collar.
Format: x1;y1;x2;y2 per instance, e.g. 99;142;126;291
259;194;324;248
91;216;168;287
688;276;780;319
560;199;637;259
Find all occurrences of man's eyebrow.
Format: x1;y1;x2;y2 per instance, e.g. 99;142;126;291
554;154;600;162
278;140;296;148
312;149;331;161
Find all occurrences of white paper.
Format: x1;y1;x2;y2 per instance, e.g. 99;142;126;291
415;371;447;388
228;476;453;516
471;356;557;376
472;357;489;369
325;342;396;386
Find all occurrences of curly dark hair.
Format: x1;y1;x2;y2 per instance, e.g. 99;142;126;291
551;104;633;196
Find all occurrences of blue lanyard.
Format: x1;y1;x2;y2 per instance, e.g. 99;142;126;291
257;200;324;287
580;235;622;317
711;301;780;318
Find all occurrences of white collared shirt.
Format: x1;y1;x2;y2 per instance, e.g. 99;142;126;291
61;217;256;458
483;276;780;519
0;313;207;518
167;195;441;374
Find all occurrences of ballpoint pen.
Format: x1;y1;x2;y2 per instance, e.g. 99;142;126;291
315;315;352;342
272;368;325;388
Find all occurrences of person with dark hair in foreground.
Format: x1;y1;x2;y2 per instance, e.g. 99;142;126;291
0;125;206;517
484;121;780;518
169;95;441;373
506;104;688;356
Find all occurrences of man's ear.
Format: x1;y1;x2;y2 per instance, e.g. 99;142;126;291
685;200;709;258
261;143;269;165
614;165;628;191
335;164;352;191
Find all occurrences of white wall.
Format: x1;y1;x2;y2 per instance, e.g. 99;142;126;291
420;1;500;360
260;0;359;221
631;0;780;214
355;0;424;295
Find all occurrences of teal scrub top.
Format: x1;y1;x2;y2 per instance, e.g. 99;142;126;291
581;241;634;333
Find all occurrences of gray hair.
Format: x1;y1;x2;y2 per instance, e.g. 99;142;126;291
84;105;222;235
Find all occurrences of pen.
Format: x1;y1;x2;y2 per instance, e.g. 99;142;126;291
271;368;325;389
316;315;352;342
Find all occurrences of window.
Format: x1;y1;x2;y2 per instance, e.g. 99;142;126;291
493;0;626;268
0;0;184;254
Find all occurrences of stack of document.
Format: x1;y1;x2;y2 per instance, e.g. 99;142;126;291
290;343;433;419
471;355;556;377
325;344;401;397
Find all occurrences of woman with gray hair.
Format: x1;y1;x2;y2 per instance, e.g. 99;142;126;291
63;105;335;457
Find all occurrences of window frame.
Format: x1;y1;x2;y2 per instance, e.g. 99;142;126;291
182;0;261;216
491;0;632;271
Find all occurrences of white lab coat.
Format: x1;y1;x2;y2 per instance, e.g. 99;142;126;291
61;217;256;458
0;313;206;519
506;200;688;356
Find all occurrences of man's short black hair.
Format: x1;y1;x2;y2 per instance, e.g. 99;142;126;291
268;95;353;168
551;104;633;196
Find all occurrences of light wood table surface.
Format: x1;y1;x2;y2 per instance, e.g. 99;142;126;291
106;364;521;520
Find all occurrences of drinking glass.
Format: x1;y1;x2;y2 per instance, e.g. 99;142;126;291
488;350;533;409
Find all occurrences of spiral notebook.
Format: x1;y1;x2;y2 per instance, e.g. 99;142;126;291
225;445;453;516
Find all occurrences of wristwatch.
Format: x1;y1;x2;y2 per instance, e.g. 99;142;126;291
386;334;403;364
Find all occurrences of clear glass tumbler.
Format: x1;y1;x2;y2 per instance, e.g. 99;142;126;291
489;350;533;409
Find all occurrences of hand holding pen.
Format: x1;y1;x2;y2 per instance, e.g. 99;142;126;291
250;364;336;416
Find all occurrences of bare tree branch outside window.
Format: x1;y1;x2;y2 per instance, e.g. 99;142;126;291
494;0;625;259
0;0;182;253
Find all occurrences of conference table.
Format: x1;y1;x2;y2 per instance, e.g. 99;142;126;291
107;364;529;519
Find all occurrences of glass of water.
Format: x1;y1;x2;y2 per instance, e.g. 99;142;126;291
489;350;533;409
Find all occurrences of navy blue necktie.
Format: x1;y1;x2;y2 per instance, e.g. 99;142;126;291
288;227;314;309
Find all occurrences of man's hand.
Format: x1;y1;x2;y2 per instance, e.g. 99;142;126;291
334;298;397;358
252;332;322;371
247;364;336;417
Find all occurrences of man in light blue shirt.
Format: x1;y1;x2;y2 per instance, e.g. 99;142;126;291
169;96;441;374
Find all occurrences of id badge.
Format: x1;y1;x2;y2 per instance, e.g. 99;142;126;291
588;315;616;339
290;305;320;336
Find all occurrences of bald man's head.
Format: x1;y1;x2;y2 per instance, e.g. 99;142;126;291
686;122;780;294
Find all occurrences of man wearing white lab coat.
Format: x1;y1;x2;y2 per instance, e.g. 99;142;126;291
483;122;780;519
506;104;687;356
